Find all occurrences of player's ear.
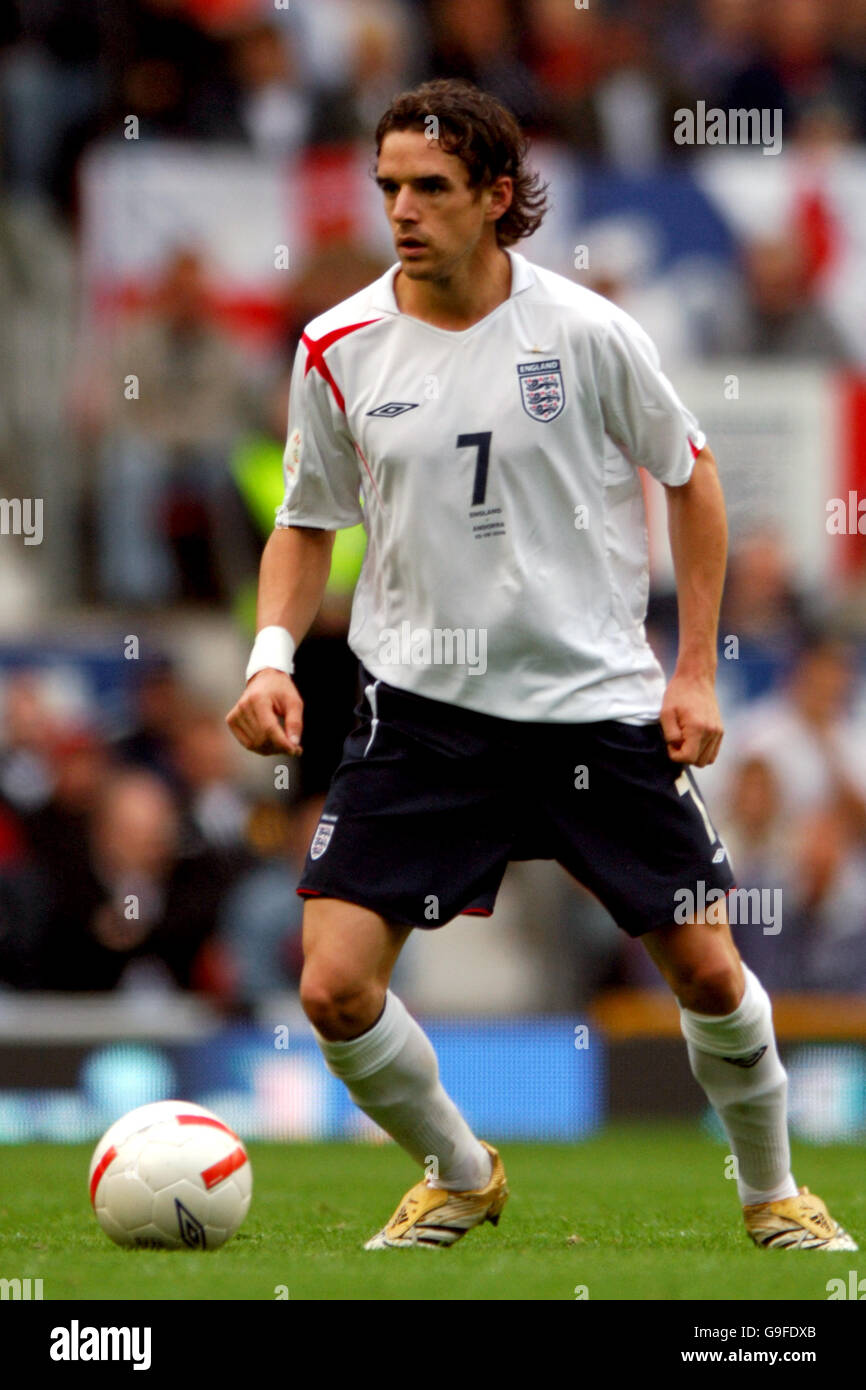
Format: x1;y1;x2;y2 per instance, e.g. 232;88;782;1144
486;175;513;224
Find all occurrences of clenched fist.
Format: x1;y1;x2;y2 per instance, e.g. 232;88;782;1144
226;669;303;756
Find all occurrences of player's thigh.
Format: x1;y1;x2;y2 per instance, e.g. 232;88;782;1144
300;895;411;1000
641;911;745;1013
536;720;736;938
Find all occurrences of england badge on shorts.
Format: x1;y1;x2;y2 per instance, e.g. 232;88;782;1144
310;816;337;860
517;359;565;422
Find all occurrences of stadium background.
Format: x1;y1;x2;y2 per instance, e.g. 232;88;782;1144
2;0;866;1154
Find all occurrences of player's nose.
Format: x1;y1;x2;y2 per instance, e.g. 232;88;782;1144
392;188;418;222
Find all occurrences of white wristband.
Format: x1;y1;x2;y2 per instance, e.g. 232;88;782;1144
245;626;296;682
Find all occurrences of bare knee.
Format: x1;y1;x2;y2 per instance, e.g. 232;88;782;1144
299;898;408;1040
674;956;745;1015
643;918;746;1015
300;970;385;1040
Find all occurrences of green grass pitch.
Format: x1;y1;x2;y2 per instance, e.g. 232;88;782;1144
1;1124;862;1301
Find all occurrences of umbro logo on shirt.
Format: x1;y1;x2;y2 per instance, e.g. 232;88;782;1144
366;401;419;417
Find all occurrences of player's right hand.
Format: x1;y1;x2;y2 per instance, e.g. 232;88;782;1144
225;670;303;756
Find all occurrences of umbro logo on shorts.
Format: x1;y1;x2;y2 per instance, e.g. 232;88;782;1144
721;1046;768;1069
366;401;419;417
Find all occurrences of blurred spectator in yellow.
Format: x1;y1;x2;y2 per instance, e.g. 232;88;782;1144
227;242;390;794
229;363;366;798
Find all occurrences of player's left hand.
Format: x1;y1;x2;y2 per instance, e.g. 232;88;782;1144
660;673;723;767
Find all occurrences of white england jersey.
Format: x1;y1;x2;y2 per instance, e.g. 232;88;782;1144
276;250;706;723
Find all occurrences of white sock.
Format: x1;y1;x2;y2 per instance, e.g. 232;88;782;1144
679;965;798;1206
313;990;492;1192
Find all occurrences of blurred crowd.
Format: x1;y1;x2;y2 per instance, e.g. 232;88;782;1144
2;0;866;1006
0;659;331;1006
6;0;866;210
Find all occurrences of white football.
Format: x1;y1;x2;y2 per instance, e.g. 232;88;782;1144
88;1101;252;1249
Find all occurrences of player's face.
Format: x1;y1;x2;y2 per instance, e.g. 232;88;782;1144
376;130;506;280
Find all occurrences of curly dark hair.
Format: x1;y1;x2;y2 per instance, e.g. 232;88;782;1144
374;79;549;247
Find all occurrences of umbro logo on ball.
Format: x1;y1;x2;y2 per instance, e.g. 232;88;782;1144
175;1198;207;1249
366;401;419;417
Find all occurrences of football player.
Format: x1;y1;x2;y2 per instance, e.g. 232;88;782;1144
228;79;855;1253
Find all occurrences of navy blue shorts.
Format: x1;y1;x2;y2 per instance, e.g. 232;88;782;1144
297;667;736;936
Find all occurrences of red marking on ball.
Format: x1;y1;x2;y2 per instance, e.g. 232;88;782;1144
90;1145;118;1206
177;1114;240;1141
200;1145;248;1191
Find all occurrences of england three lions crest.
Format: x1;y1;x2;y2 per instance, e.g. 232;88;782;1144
310;816;337;859
517;359;565;422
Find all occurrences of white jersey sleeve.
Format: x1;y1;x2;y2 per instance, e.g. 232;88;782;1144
275;339;364;530
596;310;706;487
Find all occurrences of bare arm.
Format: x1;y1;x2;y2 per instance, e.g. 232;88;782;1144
254;525;335;635
660;445;727;766
226;526;335;756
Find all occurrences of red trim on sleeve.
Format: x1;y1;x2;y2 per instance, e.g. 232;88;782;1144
302;320;382;413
